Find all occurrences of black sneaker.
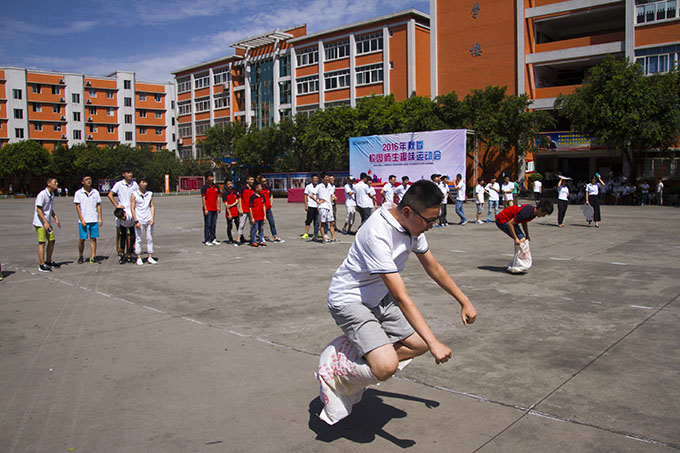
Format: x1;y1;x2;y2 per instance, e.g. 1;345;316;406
38;264;52;272
46;261;60;268
77;256;84;264
119;256;126;264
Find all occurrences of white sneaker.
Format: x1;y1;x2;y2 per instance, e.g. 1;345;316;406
211;239;221;245
147;257;157;265
136;257;143;266
204;241;212;246
476;220;483;224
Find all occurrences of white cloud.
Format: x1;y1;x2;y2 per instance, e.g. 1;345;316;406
2;19;100;37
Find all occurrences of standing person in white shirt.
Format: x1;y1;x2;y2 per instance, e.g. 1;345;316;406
657;178;664;206
380;175;397;208
485;176;501;223
342;176;357;235
302;174;321;240
393;176;410;204
130;177;156;265
107;169;138;259
355;173;377;226
585;173;605;227
329;175;338;230
501;176;514;208
557;177;570;227
533;177;543;202
316;172;337;243
640;180;650;206
33;177;61;272
74;175;102;264
440;175;452;226
474;177;486;224
453;174;468;225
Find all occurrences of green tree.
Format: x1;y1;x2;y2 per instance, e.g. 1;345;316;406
199;121;246;163
0;140;52;193
394;95;446;133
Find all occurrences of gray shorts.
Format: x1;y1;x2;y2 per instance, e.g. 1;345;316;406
328;293;415;357
476;203;484;214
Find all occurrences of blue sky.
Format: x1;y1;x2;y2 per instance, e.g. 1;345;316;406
1;0;430;83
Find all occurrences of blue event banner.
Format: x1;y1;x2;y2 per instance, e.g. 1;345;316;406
349;129;467;184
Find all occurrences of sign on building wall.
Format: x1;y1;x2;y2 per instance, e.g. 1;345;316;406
349;129;467;183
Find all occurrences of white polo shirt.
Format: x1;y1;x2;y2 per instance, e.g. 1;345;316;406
111;179;139;215
32;188;55;228
455;180;465;201
586;183;599;196
485;182;500;201
502;182;514;201
327;206;429;309
533;180;542;193
344;183;356;207
304;183;319;208
475;184;485;203
73;187;101;224
315;183;334;211
558;185;570;201
382;182;395;205
354;181;373;208
132;189;153;223
394;183;409;203
439;182;450;204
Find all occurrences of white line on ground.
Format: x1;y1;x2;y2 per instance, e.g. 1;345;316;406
630;305;653;310
501;253;514;257
550;257;569;261
450;249;466;253
611;262;628;265
592;301;603;304
562;297;573;301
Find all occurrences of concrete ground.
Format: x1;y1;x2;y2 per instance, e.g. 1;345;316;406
1;195;679;452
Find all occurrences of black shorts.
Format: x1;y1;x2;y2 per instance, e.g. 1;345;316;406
305;207;319;226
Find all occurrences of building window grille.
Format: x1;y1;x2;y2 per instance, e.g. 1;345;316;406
325;69;350;90
356;63;384;85
177;78;191;93
296;75;319;95
296;46;319;67
356;32;383;55
325;39;350;61
194;72;210;89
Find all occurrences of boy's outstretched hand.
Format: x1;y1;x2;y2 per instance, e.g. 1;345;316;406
430;341;452;364
461;303;477;325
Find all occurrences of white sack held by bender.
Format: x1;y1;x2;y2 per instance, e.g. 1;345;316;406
316;335;411;425
507;240;532;273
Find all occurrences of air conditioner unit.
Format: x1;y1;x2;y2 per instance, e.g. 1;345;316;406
59;79;64;84
87;117;93;122
223;83;229;89
60;97;65;102
86;81;91;86
87;135;93;139
61;134;67;139
86;99;92;104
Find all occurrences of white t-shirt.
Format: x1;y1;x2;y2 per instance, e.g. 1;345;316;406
327;206;429;309
315;183;334;210
73;187;101;224
455;180;465;201
344;183;356;207
475;184;485;203
502;182;514;201
132;190;153;223
558;185;570;201
304;183;319;208
354;181;373;208
485;182;500;202
394;183;409;203
382;182;395;205
657;181;664;193
33;188;55;228
439;182;450;204
533;180;542;193
586;183;599;196
111;179;139;215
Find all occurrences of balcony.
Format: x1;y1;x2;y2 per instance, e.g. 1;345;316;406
534;31;625;54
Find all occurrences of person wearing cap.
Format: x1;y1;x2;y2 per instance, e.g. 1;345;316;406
342;176;357;234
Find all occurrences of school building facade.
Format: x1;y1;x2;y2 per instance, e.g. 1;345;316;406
430;0;680;181
171;9;431;160
0;68;176;152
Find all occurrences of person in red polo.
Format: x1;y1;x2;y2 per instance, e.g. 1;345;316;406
249;182;267;247
222;179;240;244
259;175;284;243
200;172;221;246
495;200;553;245
235;176;255;246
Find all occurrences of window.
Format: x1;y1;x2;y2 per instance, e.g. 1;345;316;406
124;97;132;106
124;80;131;89
125;114;132;124
73;130;82;140
107;107;115;116
296;46;319;67
73;112;81;121
154;93;162;102
280;108;291;120
172;133;176;142
214;68;229;84
155;111;163;118
72;93;80;103
177;77;191;93
279;55;290;77
195;96;210;113
125;131;133;141
139;110;147;118
194;72;209;89
179;124;192;138
171;100;175;109
356;32;383;55
53;105;60;114
32;103;42;113
32;84;41;94
296;75;319;94
106;90;114;99
89;124;98;133
178;101;191;115
279;81;291;104
13;89;22;99
325;39;350;61
195;120;210;135
636;44;680;74
107;125;115;133
89;107;96;115
54;124;62;132
140;127;147;135
325;69;350;90
214;117;230;128
156;127;163;135
171;117;175;126
356;63;384;85
214;95;230;109
14;109;23;119
89;89;96;97
34;122;43;131
139;93;146;101
15;128;24;139
52;86;60;95
637;0;678;24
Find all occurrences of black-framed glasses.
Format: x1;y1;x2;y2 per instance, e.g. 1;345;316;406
409;206;439;226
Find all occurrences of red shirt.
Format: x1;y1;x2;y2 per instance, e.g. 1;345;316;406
496;204;535;224
201;183;220;212
241;187;254;214
249;193;266;221
222;189;240;217
261;186;273;210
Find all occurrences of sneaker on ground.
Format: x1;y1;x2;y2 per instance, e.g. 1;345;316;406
204;241;212;246
39;264;52;272
46;261;60;267
461;220;468;225
147;257;158;264
260;242;267;247
341;229;347;234
119;256;126;264
89;257;96;264
251;243;259;247
273;237;285;243
77;256;84;264
477;220;484;224
301;233;309;239
323;239;331;244
316;234;323;239
211;239;221;245
136;258;144;266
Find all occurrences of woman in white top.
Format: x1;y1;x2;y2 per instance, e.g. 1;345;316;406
557;177;570;227
585;174;605;227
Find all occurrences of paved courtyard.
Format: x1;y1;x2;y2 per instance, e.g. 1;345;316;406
1;195;679;452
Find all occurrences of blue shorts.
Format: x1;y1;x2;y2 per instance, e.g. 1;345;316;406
78;222;99;240
496;220;525;240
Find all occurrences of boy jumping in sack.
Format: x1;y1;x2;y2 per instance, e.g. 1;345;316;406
318;180;477;424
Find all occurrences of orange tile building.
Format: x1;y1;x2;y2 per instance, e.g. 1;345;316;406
172;9;430;159
0;68;176;151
